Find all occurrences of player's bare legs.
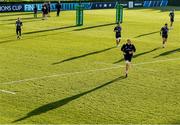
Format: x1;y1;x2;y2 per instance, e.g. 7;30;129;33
116;38;121;47
162;38;167;48
125;61;130;77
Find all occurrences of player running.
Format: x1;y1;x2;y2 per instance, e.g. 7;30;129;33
121;39;136;77
15;17;23;39
160;23;169;48
114;23;122;47
169;10;175;28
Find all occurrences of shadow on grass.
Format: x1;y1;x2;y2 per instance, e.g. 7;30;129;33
24;25;76;35
0;19;42;26
0;39;17;44
0;17;42;21
0;31;64;45
114;47;160;64
52;46;116;65
0;12;33;17
171;120;180;124
0;25;74;44
134;31;159;38
154;48;180;58
73;23;115;31
155;6;180;12
127;6;180;12
13;76;126;123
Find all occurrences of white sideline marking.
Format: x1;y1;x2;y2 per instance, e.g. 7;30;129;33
0;58;180;85
0;67;121;85
0;89;16;95
96;61;157;72
133;58;180;66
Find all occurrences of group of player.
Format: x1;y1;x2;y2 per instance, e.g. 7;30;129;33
160;10;175;48
33;1;62;19
33;2;50;19
15;8;175;78
113;10;175;77
15;1;62;39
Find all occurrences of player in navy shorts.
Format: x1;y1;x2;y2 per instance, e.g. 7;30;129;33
15;17;23;39
114;23;122;47
169;10;175;28
121;39;136;77
160;23;169;48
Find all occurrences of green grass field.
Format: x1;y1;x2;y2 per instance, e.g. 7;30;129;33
0;7;180;124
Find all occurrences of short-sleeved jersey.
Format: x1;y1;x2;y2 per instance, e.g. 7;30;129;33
121;44;136;55
161;26;169;35
16;20;22;29
114;26;122;36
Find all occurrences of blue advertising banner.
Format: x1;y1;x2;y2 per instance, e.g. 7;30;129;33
120;3;128;7
24;3;92;12
62;3;92;10
91;2;116;9
0;4;24;12
0;1;146;12
24;3;56;11
134;2;143;7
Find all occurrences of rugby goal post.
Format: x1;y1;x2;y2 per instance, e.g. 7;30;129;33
116;3;123;23
76;0;84;26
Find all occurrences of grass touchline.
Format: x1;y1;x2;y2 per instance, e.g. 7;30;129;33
1;58;180;85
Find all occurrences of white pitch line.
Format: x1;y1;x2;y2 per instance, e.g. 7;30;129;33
0;89;16;94
133;58;180;66
0;66;120;85
96;61;124;67
0;58;180;85
96;61;157;72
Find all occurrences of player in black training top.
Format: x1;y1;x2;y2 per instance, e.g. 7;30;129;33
160;23;169;48
121;39;136;77
42;3;48;20
56;1;61;16
47;1;51;17
114;23;122;47
33;4;38;18
169;10;175;28
15;17;23;39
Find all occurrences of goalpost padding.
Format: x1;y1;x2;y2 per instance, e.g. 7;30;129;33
116;4;123;23
75;3;123;26
76;5;84;26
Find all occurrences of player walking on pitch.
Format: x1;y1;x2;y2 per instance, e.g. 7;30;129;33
15;17;23;39
121;39;136;77
114;23;122;47
47;1;51;17
56;1;61;16
33;4;38;18
160;23;169;48
169;10;175;28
